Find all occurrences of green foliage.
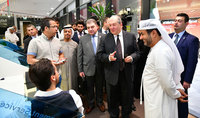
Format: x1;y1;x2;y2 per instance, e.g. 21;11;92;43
88;2;115;27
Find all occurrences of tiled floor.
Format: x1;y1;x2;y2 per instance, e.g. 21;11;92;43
85;98;144;118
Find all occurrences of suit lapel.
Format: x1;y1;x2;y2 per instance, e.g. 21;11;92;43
123;31;127;56
177;31;188;47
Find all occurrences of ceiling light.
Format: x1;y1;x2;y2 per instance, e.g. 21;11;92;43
51;8;54;10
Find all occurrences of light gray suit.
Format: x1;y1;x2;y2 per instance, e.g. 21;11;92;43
77;32;105;107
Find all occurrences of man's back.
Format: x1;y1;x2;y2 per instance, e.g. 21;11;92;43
31;89;83;117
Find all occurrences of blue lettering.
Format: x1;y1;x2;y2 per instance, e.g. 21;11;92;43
5;103;9;108
0;101;5;107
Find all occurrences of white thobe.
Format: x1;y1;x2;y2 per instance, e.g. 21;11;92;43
5;32;19;45
60;40;78;91
142;40;182;118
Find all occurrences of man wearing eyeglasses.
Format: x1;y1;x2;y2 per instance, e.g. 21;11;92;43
27;17;65;87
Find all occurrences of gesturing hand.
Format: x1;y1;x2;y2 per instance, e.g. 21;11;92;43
109;51;117;61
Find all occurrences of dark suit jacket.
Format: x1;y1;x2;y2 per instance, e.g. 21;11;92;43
77;33;105;76
169;31;199;84
72;31;86;44
23;36;32;54
97;30;140;86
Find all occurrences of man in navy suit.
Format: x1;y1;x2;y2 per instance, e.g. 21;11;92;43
72;20;86;44
169;13;199;118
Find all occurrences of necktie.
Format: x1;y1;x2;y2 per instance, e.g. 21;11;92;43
92;35;96;54
117;35;123;71
104;30;107;34
174;34;179;45
56;32;59;38
79;32;82;37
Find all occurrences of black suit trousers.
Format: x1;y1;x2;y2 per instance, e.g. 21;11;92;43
106;70;133;118
178;88;188;118
85;69;103;108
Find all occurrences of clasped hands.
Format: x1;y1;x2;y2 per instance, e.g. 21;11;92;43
177;89;188;103
109;51;132;63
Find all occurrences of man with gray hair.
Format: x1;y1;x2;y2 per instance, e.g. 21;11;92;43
77;18;105;114
97;15;140;118
137;19;188;118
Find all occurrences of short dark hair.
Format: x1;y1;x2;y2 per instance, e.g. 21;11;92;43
29;58;55;91
76;20;85;26
54;17;60;22
177;13;189;23
146;28;161;36
41;17;56;32
26;24;35;30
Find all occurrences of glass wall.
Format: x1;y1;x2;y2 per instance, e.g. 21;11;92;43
151;0;200;39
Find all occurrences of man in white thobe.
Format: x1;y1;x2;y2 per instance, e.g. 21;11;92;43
60;24;78;91
137;19;188;118
5;27;19;45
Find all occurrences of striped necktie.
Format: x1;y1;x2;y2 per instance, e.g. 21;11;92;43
174;34;179;45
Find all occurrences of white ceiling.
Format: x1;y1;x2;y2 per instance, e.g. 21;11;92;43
0;0;73;18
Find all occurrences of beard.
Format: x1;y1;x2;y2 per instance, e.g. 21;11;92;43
144;35;152;47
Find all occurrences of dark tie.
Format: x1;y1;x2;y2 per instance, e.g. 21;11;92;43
56;32;59;38
104;30;107;34
174;34;179;45
117;35;124;71
79;32;82;36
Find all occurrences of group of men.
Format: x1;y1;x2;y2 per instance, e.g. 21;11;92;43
25;12;199;118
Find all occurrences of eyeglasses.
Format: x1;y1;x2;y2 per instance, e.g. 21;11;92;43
49;25;58;28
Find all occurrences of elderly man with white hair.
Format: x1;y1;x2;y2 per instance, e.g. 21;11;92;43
138;19;188;118
60;24;79;91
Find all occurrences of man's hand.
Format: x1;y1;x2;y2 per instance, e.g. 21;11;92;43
52;58;67;66
109;51;117;61
183;81;190;89
177;89;188;103
124;56;133;63
79;72;85;78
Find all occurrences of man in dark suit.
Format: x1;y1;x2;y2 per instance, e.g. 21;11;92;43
169;13;199;118
77;19;105;114
23;24;38;54
97;15;140;118
72;20;86;44
98;17;109;34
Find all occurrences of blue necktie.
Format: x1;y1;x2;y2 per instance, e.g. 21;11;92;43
174;34;179;45
91;35;96;54
104;30;107;34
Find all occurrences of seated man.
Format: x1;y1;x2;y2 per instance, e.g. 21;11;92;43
28;58;84;117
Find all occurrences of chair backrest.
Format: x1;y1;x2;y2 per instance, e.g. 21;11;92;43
25;72;35;89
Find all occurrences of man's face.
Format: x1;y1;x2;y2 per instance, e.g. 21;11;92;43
87;22;98;36
108;18;122;35
27;26;37;36
64;29;72;40
55;21;60;29
72;24;77;31
46;20;58;37
9;28;14;34
138;30;153;47
77;24;84;32
174;16;188;33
